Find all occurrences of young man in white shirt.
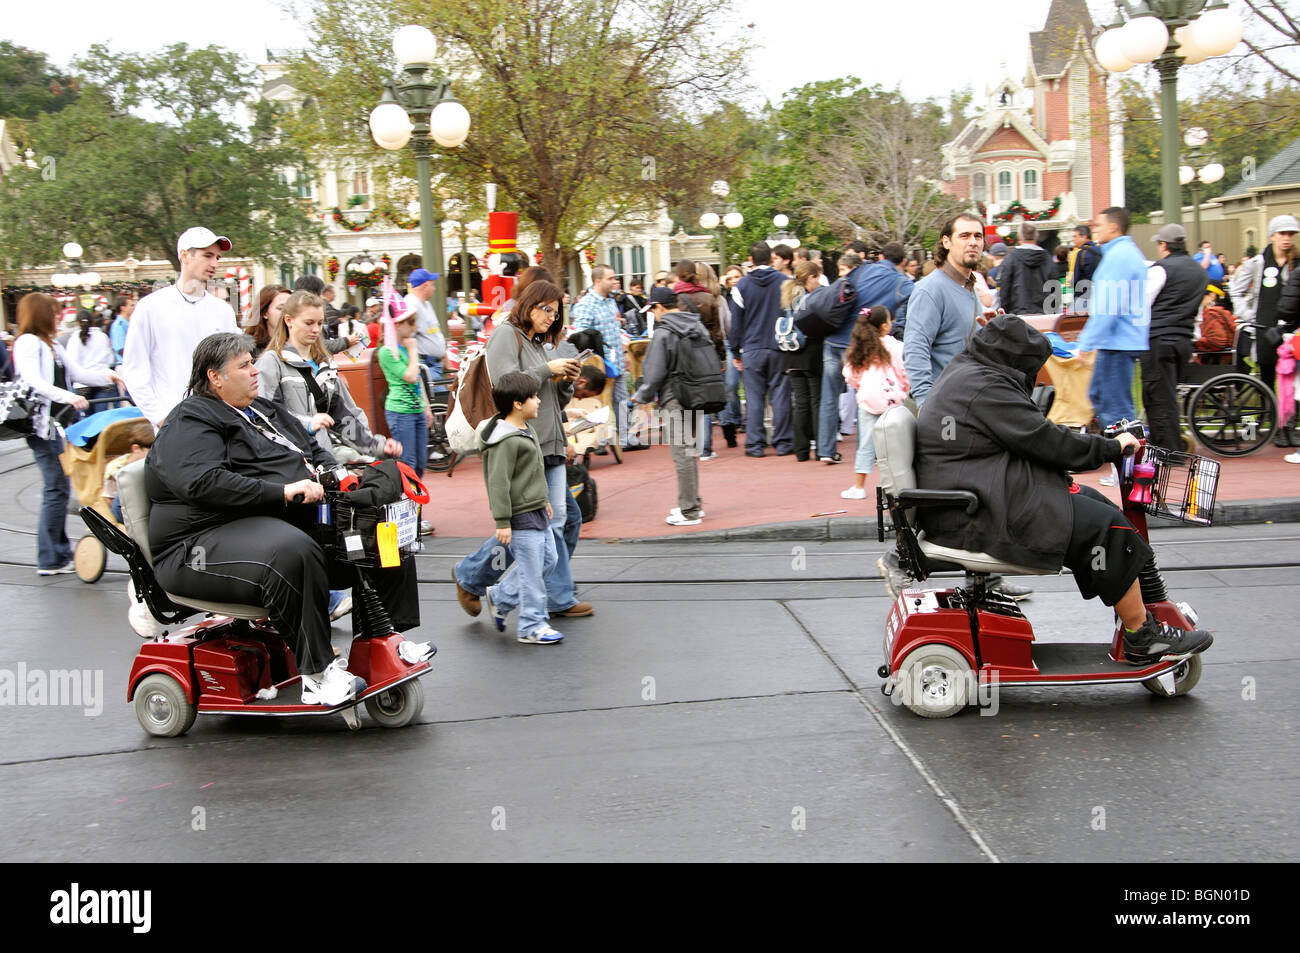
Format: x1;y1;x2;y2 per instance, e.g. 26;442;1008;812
403;268;447;386
121;227;238;427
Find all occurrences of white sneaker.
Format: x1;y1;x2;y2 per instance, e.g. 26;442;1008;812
1285;452;1300;464
36;561;76;576
666;512;702;526
397;639;436;664
840;486;868;500
127;579;162;640
699;451;718;461
329;594;353;622
1099;464;1118;487
300;659;367;707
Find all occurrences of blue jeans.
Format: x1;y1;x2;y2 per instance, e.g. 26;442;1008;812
454;462;578;611
420;355;447;396
490;526;558;636
818;342;847;458
1089;350;1140;429
385;409;428;474
741;349;793;454
697;414;714;455
719;345;743;427
854;407;881;474
27;435;73;570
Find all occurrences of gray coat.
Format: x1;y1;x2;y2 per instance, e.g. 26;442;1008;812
484;322;574;458
632;310;711;406
255;344;385;462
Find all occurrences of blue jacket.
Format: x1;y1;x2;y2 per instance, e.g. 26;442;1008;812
1078;234;1150;352
728;267;786;354
828;261;913;346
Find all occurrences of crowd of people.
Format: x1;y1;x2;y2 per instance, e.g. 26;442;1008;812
3;206;1298;666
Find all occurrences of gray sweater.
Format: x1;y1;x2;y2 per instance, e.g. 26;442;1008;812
902;266;979;406
484;322;574;458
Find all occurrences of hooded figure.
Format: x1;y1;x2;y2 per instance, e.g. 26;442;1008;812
915;315;1127;573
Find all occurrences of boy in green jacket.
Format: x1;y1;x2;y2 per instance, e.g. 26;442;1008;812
481;372;563;644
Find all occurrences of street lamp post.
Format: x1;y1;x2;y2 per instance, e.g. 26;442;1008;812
767;214;801;250
369;24;471;339
1092;2;1242;226
1179;126;1225;247
698;179;743;269
51;242;100;290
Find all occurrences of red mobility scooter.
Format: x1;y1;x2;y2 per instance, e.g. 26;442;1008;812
874;409;1218;718
80;459;435;737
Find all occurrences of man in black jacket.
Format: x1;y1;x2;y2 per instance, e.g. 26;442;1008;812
914;315;1213;663
996;223;1058;316
1069;224;1102;313
146;333;426;705
1141;224;1208;450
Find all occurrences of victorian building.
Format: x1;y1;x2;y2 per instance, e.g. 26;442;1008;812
940;0;1125;242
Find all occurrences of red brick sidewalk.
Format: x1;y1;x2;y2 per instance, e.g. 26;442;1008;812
421;433;1300;540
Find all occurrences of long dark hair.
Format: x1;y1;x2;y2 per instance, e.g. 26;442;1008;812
252;284;289;349
844;306;892;372
935;213;985;266
508;280;565;345
77;309;98;345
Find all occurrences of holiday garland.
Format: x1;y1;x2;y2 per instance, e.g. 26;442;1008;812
976;197;1061;223
330;206;422;231
326;256;340;280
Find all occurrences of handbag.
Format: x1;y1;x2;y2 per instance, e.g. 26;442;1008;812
0;381;42;441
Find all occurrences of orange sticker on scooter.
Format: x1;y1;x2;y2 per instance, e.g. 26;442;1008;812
376;521;400;567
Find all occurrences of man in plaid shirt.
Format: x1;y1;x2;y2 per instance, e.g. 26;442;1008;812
570;264;633;446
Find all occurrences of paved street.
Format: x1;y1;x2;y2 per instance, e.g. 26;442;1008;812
1;497;1296;861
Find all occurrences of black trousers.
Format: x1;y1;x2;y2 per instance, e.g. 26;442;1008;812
1061;485;1152;606
787;369;822;460
1236;326;1279;390
1140;336;1192;451
153;514;420;676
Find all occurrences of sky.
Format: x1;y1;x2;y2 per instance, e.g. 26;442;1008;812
6;0;1071;107
4;0;1268;112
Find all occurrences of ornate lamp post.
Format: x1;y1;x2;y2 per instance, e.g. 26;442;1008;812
1179;126;1225;247
1093;2;1242;226
51;242;100;290
368;24;471;338
767;214;801;250
698;179;744;269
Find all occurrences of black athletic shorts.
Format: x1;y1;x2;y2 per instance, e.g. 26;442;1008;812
1061;484;1152;606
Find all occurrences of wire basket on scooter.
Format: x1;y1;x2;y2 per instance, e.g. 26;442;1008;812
1131;446;1220;525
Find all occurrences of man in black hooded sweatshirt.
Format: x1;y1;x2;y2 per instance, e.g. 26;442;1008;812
997;223;1059;316
913;314;1214;664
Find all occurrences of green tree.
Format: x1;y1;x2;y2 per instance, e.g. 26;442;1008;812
0;42;79;123
287;0;750;277
0;44;320;272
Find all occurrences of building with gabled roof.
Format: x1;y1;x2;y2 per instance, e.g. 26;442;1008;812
940;0;1124;241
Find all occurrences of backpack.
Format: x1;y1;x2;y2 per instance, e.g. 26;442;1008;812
665;324;726;413
774;306;807;352
566;460;597;522
794;275;858;337
444;330;524;455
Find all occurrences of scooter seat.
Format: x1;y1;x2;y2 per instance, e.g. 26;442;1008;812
917;532;1043;578
160;594;269;621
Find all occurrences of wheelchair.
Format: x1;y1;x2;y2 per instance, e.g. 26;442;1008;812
1178;322;1279;456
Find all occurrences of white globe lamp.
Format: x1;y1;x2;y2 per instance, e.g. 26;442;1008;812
1200;163;1225;185
723;211;744;230
1094;29;1134;72
393;25;436;66
1119;16;1170;64
430;100;471;148
62;242;83;259
1190;7;1243;57
369;103;412;150
1174;25;1210;65
699;212;720;230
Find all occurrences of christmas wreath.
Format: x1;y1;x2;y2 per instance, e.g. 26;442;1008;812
976;197;1061;223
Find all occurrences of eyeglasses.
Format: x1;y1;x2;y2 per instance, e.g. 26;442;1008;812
536;304;557;315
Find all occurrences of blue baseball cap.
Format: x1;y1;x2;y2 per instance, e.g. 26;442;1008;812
409;268;438;287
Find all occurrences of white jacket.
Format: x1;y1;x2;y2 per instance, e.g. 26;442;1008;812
13;333;115;438
1229;252;1295;324
66;327;116;373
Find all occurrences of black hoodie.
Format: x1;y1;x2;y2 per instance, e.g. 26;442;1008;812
998;244;1058;316
915;315;1123;571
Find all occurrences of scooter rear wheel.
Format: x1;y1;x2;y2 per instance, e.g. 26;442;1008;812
363;678;424;728
897;644;972;718
1142;654;1202;697
134;674;198;737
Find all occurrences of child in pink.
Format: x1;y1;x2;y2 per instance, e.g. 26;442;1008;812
841;306;909;499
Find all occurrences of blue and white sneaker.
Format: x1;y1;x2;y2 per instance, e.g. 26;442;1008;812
484;586;508;632
518;626;563;645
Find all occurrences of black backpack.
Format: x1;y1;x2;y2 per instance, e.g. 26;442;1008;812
566;461;597;522
665;324;726;413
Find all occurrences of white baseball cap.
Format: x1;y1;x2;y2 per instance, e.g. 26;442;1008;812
176;227;232;256
1268;214;1299;236
365;296;380;307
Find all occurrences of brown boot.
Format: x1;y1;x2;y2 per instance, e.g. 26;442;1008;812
452;566;481;616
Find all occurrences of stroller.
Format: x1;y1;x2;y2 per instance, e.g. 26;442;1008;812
59;406;147;583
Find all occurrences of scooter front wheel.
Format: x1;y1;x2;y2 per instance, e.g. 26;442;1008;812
134;674;198;737
1142;654;1202;697
897;644;972;718
364;678;425;728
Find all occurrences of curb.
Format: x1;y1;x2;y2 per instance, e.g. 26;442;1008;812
610;496;1300;544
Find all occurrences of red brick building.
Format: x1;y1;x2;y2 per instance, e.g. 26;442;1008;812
940;0;1125;244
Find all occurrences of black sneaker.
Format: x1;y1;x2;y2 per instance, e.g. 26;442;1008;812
819;453;842;464
980;575;1033;601
722;424;738;448
877;551;912;599
1122;612;1213;665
